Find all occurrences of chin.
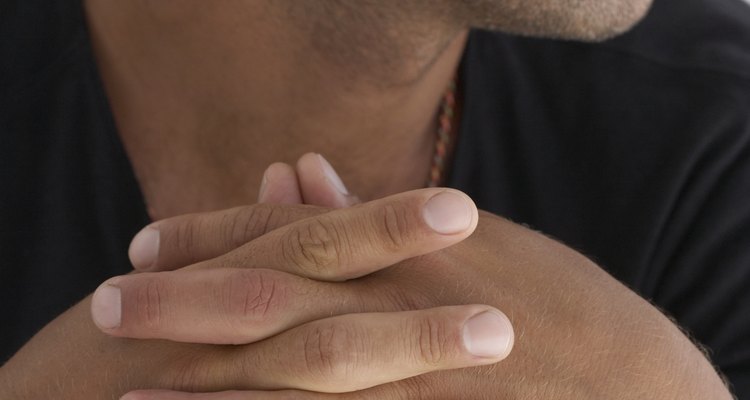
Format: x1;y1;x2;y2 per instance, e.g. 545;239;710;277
466;0;655;42
568;0;655;41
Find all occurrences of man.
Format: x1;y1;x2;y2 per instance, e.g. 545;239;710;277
0;0;748;398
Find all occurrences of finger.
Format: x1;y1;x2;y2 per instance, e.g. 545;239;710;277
91;268;364;344
296;153;360;208
124;305;514;395
120;390;328;400
120;391;257;400
194;188;478;281
258;163;303;205
121;379;439;400
130;153;359;272
129;204;328;272
222;305;513;393
123;376;450;400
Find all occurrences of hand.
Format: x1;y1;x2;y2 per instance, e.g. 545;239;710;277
0;185;513;399
119;154;733;399
253;154;360;208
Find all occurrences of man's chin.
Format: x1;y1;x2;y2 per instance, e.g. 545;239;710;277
567;0;655;42
470;0;654;42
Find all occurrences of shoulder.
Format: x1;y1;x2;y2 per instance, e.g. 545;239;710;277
457;0;750;283
604;0;750;83
467;0;750;86
463;0;750;147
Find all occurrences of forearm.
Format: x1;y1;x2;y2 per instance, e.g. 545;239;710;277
0;297;155;399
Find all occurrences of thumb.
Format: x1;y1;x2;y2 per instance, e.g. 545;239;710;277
296;153;361;208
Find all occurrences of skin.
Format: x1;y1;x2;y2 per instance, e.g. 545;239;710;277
1;189;506;398
0;158;733;399
122;159;734;399
3;0;730;399
82;0;653;219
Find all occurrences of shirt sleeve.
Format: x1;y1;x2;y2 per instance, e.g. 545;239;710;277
646;89;750;397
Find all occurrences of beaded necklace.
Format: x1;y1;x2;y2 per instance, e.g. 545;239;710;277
427;79;458;187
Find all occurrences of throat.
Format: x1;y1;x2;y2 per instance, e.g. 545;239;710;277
84;0;467;219
120;117;439;220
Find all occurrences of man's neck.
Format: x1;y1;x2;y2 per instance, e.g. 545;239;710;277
84;0;467;219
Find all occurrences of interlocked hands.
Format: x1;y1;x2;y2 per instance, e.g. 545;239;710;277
1;154;729;399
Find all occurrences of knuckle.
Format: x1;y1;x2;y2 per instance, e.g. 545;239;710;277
282;218;347;278
174;218;203;260
376;203;414;252
221;270;284;326
301;322;363;383
413;315;451;366
134;279;168;327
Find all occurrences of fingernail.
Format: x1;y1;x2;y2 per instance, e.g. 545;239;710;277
91;284;122;329
318;154;349;196
258;171;269;202
463;311;514;358
129;226;160;270
422;191;473;234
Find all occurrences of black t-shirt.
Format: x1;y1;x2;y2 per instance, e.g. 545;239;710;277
2;0;750;396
